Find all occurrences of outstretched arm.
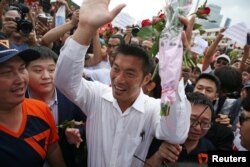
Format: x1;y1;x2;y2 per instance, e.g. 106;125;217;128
202;29;224;71
41;10;79;48
239;44;250;72
54;0;126;113
72;0;126;45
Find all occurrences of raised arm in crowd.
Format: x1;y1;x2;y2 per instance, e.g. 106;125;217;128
54;0;191;166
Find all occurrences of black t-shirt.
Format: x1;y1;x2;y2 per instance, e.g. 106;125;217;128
146;137;215;164
205;122;234;151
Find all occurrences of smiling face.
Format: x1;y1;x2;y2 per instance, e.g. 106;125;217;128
188;104;212;141
110;54;150;111
27;58;56;97
0;56;28;109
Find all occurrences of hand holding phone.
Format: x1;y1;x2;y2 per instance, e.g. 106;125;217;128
37;15;48;26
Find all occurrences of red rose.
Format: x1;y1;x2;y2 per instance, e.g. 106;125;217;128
141;19;152;28
197;7;210;16
158;13;165;19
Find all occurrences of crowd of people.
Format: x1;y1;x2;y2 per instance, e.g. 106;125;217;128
0;0;249;167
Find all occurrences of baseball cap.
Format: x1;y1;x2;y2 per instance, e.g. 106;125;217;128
0;40;40;64
216;54;231;64
244;80;250;89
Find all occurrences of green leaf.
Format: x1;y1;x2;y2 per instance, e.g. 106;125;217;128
136;26;155;39
153;20;166;32
149;35;160;58
151;63;159;81
199;29;206;35
193;23;203;30
149;41;159;58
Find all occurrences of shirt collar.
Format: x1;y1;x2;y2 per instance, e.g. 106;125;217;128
48;89;58;107
102;89;145;113
27;88;58;106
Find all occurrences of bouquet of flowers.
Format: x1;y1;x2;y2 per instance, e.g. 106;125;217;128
137;0;212;116
158;0;193;116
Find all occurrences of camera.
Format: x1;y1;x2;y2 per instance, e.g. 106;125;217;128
15;18;33;35
131;25;140;37
9;4;33;34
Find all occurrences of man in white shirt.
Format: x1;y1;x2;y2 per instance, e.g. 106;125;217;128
54;0;191;167
83;34;125;85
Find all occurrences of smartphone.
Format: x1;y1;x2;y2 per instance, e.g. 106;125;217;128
38;16;48;25
247;34;250;45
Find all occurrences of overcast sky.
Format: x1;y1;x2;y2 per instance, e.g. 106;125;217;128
109;0;250;29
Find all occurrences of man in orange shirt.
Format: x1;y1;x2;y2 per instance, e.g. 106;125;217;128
0;40;66;167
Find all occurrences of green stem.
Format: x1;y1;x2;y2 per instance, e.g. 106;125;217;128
151;63;159;81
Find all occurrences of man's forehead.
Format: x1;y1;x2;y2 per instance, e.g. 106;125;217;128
191;105;212;117
197;78;216;86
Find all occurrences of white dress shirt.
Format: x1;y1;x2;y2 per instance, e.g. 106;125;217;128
55;37;191;167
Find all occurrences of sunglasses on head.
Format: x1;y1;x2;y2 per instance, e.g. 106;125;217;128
216;59;228;65
239;113;250;125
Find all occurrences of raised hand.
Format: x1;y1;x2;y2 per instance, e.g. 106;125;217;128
215;114;232;127
72;0;126;45
179;15;196;52
78;0;125;29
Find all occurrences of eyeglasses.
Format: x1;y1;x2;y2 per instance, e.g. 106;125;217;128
239;113;250;125
216;59;228;65
190;105;211;130
190;118;211;130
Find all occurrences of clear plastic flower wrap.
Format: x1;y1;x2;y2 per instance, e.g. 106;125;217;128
159;0;192;116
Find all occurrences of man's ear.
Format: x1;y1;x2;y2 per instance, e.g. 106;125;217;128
142;73;152;86
146;81;156;93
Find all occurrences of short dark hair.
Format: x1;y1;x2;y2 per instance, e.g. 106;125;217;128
28;46;58;65
114;44;153;76
214;66;242;93
195;73;221;92
187;92;215;119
